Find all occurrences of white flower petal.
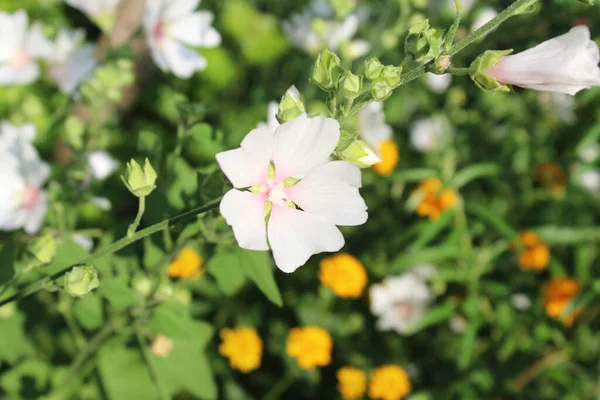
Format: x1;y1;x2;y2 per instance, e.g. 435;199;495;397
220;189;269;251
267;206;344;273
26;22;53;59
0;63;39;86
161;39;207;77
216;125;275;188
171;11;221;48
359;102;392;152
162;0;200;20
87;150;118;180
272;114;340;181
23;191;47;234
286;160;367;226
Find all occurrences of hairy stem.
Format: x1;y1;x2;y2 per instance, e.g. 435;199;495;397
127;195;146;237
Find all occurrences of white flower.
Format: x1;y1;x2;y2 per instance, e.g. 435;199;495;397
511;293;532;311
579;143;600;163
487;26;600;95
64;0;119;30
578;168;600;193
0;122;50;234
409;116;451;153
539;92;576;124
471;7;498;33
425;72;452;93
87;150;118;181
369;269;434;334
49;28;97;95
216;114;368;272
144;0;221;78
358;102;392;157
449;314;467;334
0;10;52;86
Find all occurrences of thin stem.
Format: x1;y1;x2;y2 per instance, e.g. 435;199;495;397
444;0;462;52
264;372;296;400
446;67;470;76
445;0;539;57
0;196;222;307
127;196;146;237
136;329;170;400
0;260;41;299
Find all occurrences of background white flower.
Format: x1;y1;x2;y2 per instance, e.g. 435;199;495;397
216;114;368;272
359;102;393;156
369;269;434;334
425;73;452;94
49;28;97;95
0;122;50;233
410;115;452;153
64;0;120;30
487;26;600;95
0;10;52;86
87;150;119;181
471;7;498;33
144;0;221;78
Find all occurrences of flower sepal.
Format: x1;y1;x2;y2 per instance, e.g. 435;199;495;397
469;49;513;92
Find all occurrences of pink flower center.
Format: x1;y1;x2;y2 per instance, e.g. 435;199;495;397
152;20;167;45
22;186;40;210
265;183;289;206
11;49;30;70
393;302;414;321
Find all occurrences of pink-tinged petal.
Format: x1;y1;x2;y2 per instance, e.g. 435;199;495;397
23;191;47;234
286;160;367;226
0;63;39;86
161;39;207;77
272;114;340;181
267;206;344;273
216;125;275;188
163;0;200;20
220;189;268;251
172;11;221;48
26;22;53;59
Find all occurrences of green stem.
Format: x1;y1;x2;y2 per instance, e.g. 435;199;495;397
264;372;296;400
127;196;146;237
444;0;463;52
136;329;170;400
0;260;42;299
447;67;470;76
445;0;539;57
0;197;222;307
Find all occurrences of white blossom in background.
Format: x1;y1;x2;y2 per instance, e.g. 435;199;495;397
487;26;600;95
471;7;498;33
283;2;370;58
0;10;52;86
425;73;452;93
216;114;368;273
539;92;576;124
144;0;221;78
369;267;435;334
49;28;97;95
445;0;475;15
578;169;600;194
359;102;393;158
0;122;50;234
578;143;600;163
511;293;532;311
64;0;120;31
87;150;119;181
410;115;451;153
449;314;467;334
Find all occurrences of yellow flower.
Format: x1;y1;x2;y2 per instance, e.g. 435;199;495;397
536;162;566;197
368;365;411;400
337;366;367;400
319;253;368;298
543;277;582;326
218;327;263;373
168;247;204;279
372;139;399;176
517;231;550;271
413;179;457;221
286;326;332;370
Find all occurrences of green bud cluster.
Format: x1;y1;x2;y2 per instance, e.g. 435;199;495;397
405;19;445;63
364;58;402;102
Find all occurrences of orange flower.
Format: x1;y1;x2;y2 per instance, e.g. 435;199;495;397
413;179;457;221
543;277;582;326
286;326;333;369
372;139;400;176
368;365;411;400
168;247;204;279
536;162;566;197
319;253;368;298
517;231;550;271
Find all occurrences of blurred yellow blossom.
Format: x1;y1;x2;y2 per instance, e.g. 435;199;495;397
368;365;411;400
151;334;173;358
543;277;582;326
372;139;399;176
337;366;367;399
414;178;457;220
319;253;368;298
168;247;204;279
536;162;566;197
218;327;263;373
517;231;550;271
286;326;332;369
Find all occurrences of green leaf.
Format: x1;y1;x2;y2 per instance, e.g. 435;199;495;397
0;358;50;397
534;226;600;245
390;245;463;273
410;211;453;250
0;237;15;286
44;238;90;276
98;278;135;310
402;302;456;335
0;313;34;363
167;158;199;210
143;237;165;269
237;250;282;306
392;168;438;182
98;346;157;400
207;253;246;296
466;203;517;239
72;295;104;330
151;321;217;400
148;302;213;345
452;163;501;189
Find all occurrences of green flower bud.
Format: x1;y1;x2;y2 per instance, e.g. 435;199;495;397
339;139;381;168
64;266;99;298
405;19;445;62
380;65;402;87
154;281;173;301
341;72;363;100
277;86;305;123
132;275;152;298
370;80;392;101
364;57;384;81
121;158;157;197
29;233;57;264
312;49;343;91
469;49;513;92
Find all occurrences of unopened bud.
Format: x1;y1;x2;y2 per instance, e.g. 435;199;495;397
364;57;385;81
340;140;381;168
277;86;305;123
370;80;392;101
121;158;157;197
405;19;445;62
312;49;343;91
64;266;99;298
341;72;362;100
380;65;402;87
469;49;513;92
